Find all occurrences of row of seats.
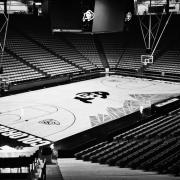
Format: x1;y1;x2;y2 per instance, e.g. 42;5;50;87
117;48;146;70
28;32;98;72
6;30;81;78
99;32;180;76
114;113;180;141
0;51;44;83
146;50;180;74
74;108;180;176
99;33;125;69
66;34;104;69
1;28;180;85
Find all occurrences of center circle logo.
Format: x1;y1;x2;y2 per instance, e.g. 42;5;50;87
39;119;61;125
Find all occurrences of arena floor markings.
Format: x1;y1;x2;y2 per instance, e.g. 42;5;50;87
0;75;180;142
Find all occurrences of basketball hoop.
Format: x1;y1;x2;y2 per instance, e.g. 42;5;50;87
141;54;153;65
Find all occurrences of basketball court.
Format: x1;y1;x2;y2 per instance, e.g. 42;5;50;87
0;75;180;144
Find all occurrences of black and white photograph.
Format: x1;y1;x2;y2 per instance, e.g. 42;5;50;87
0;0;180;180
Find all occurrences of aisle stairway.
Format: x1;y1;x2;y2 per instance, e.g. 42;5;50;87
58;158;179;180
46;160;64;180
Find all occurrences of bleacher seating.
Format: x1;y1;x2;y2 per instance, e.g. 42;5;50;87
6;30;81;78
66;34;104;69
1;51;44;83
117;48;146;70
74;108;180;176
146;50;180;74
0;18;179;86
99;33;125;69
0;14;180;87
27;32;98;72
0;14;180;180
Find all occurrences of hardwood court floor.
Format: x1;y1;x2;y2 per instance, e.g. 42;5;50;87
0;75;179;142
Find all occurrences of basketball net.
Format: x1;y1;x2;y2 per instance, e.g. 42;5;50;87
141;54;153;66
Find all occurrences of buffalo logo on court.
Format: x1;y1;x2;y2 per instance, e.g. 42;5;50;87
38;119;60;125
74;91;109;104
